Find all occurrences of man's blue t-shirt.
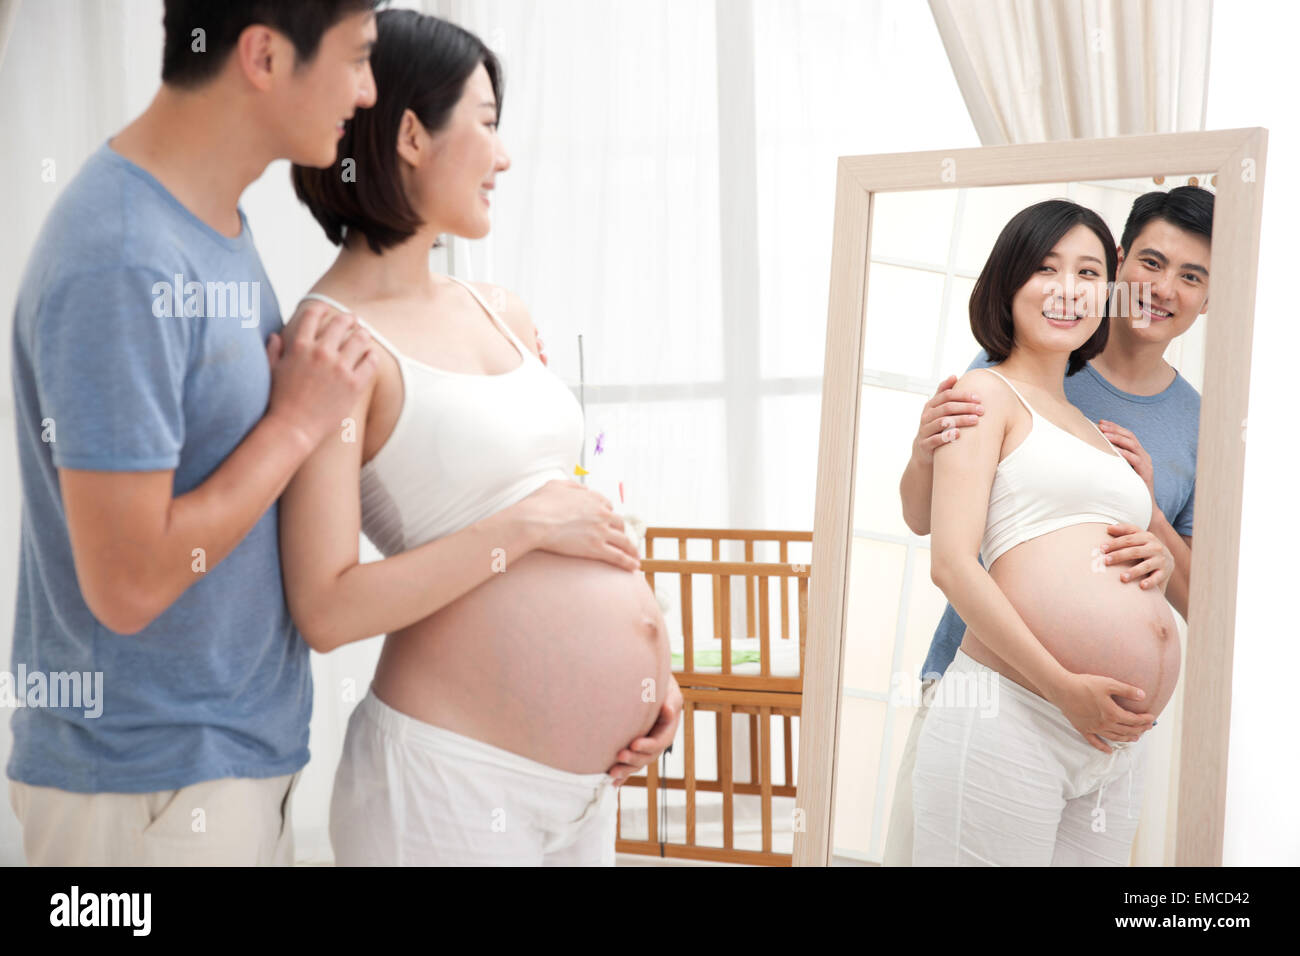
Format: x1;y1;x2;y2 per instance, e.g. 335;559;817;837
919;350;1199;681
7;142;311;793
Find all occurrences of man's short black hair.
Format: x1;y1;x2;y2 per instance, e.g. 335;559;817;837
969;199;1119;377
162;0;383;88
291;8;504;255
1120;185;1215;254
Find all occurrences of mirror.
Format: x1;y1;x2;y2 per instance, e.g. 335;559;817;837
796;130;1267;866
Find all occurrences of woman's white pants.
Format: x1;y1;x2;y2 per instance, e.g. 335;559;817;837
912;648;1147;866
330;691;616;866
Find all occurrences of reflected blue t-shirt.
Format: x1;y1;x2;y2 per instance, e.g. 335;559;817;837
7;142;311;793
919;349;1199;681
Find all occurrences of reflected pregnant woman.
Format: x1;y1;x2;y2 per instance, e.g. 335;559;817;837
913;201;1179;866
277;10;679;865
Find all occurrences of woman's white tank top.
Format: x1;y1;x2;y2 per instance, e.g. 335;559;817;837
300;277;584;557
979;367;1153;569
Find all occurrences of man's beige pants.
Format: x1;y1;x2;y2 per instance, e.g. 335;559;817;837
8;772;300;866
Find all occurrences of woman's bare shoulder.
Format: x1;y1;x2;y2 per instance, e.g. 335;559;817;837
936;368;1016;456
951;367;1017;408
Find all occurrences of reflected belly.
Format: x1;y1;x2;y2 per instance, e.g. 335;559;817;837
964;523;1181;718
371;550;672;774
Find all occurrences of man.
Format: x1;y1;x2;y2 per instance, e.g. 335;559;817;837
882;186;1210;866
6;0;384;867
7;0;675;866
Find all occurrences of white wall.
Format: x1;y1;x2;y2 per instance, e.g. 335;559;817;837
1204;0;1300;867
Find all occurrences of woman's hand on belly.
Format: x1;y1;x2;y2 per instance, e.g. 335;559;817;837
1043;670;1156;754
607;674;683;785
516;480;641;572
985;523;1182;733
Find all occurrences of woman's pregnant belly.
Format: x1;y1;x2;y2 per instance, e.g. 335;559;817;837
961;522;1181;719
370;549;672;775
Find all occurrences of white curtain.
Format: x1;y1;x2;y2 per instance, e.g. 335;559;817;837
928;0;1213;867
0;1;20;74
929;0;1212;144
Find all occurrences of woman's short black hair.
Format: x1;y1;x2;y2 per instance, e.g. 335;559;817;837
969;199;1119;377
1119;185;1215;253
162;0;382;88
291;8;504;255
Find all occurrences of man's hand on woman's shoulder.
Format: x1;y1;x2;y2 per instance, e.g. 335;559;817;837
916;372;987;466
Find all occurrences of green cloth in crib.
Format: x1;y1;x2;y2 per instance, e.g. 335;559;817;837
671;649;762;668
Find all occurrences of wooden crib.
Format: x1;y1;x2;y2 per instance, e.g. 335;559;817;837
615;527;812;866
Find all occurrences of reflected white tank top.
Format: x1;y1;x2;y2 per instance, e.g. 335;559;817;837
979;367;1152;569
300;276;584;557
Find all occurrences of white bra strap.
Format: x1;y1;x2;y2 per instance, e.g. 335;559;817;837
1084;416;1124;457
984;367;1037;419
298;292;405;360
300;291;351;314
987;366;1122;460
444;275;531;359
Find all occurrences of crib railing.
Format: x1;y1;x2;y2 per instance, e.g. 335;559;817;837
616;528;811;866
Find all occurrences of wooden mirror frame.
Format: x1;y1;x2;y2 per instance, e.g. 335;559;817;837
794;128;1268;867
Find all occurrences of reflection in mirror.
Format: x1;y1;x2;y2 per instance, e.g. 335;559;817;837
835;178;1211;864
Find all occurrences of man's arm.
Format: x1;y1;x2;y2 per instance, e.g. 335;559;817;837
901;455;936;537
1145;513;1192;621
60;301;375;635
63;417;315;635
1162;485;1196;621
1094;418;1195;622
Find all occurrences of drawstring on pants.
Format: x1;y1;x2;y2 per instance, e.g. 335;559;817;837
1093;746;1134;820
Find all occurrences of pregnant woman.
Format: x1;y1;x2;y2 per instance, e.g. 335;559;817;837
278;9;678;865
913;200;1179;866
